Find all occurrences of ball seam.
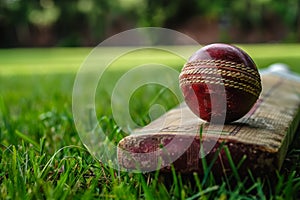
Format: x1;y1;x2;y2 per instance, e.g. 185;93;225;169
180;67;261;89
180;76;261;97
184;59;260;79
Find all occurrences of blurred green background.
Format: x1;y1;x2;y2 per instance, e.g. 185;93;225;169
1;0;299;47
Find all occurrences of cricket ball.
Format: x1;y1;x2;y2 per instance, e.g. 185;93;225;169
179;43;262;123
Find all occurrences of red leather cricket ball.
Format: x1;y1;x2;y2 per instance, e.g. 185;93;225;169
179;43;262;123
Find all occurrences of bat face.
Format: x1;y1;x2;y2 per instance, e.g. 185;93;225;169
118;67;300;177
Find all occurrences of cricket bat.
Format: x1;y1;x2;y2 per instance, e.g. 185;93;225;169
117;64;300;177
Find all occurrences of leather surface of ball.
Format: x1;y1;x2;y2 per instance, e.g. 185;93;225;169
179;43;262;123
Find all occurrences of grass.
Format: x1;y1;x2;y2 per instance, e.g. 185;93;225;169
0;44;300;199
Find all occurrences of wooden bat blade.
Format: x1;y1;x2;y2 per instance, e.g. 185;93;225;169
117;69;300;176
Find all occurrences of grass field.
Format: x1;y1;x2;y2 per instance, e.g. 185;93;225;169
1;44;300;199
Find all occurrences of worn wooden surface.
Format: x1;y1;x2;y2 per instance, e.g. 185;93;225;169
117;72;300;176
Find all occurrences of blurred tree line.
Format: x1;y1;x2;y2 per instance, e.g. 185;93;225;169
0;0;299;47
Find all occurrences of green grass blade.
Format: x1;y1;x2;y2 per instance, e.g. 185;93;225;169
139;173;154;199
15;130;39;150
224;145;241;183
186;185;219;200
39;145;86;179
